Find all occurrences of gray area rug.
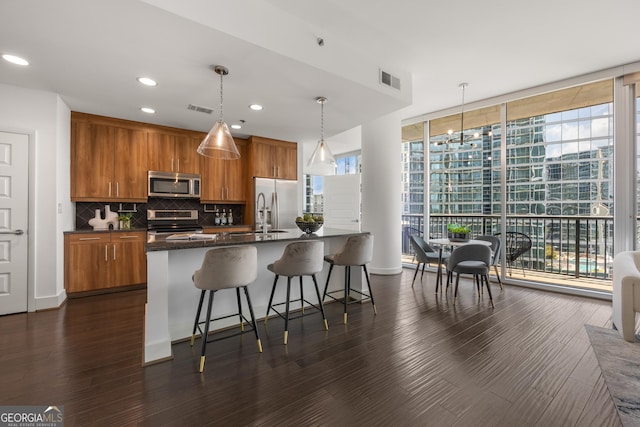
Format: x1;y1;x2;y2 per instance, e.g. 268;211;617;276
585;324;640;426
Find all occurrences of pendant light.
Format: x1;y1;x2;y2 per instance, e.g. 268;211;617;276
307;97;336;173
197;65;240;159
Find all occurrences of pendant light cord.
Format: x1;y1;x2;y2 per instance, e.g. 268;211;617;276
460;83;466;141
320;99;324;142
219;72;224;122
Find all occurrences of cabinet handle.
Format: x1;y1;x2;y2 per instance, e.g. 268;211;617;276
104;245;108;262
108;182;112;197
118;236;139;240
79;237;100;241
177;159;180;171
113;244;116;261
171;158;175;172
116;182;120;197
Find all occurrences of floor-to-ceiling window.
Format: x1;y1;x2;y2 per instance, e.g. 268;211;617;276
504;81;614;280
402;80;618;291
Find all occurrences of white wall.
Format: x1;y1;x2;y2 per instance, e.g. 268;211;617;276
0;83;72;310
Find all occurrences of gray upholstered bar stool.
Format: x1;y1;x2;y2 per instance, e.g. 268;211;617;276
191;245;262;373
265;240;328;345
322;234;376;324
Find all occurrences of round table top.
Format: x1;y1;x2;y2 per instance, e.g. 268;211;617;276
428;238;492;247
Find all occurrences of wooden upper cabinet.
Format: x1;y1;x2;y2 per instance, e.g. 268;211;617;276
146;132;174;172
113;127;148;200
248;136;297;180
200;138;247;203
147;132;200;174
71;114;148;202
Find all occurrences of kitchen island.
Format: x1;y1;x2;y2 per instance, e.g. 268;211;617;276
144;227;369;364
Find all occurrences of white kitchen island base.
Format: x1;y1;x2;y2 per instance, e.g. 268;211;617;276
143;229;369;365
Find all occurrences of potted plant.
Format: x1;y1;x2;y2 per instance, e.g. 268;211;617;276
447;223;471;242
118;212;133;230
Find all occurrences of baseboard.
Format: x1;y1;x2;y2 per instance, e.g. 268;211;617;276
369;266;403;275
35;289;67;311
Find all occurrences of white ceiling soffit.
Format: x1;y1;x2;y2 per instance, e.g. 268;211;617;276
3;0;640;151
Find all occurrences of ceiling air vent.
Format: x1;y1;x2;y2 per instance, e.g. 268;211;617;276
379;69;401;90
187;104;214;114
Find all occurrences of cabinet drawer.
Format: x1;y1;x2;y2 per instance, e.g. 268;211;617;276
67;233;111;244
112;231;146;241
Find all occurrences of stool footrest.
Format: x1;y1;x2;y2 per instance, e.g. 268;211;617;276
195;312;258;344
324;289;372;304
268;298;324;322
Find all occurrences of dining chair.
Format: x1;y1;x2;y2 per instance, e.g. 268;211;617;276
447;243;494;307
410;235;450;292
495;232;532;277
475;235;503;290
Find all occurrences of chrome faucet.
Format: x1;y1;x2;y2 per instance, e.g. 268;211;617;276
256;192;267;234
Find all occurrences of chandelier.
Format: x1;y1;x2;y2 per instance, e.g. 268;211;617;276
434;83;491;147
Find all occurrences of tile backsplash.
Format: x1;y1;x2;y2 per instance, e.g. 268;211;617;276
75;199;244;230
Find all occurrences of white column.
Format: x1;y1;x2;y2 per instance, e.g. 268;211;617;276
361;111;403;275
613;77;637;253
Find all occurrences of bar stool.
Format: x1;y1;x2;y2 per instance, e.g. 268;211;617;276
191;245;262;373
322;234;376;324
265;240;328;344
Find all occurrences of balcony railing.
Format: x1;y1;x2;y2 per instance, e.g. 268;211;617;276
402;214;613;281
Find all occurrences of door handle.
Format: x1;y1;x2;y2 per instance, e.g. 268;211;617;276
0;229;24;235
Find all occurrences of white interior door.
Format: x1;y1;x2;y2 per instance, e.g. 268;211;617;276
0;131;29;315
323;174;361;231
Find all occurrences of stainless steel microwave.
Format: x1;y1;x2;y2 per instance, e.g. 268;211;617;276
148;171;201;198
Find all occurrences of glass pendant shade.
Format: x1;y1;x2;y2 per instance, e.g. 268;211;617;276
306;96;336;174
197;65;240;159
197;120;240;159
307;139;336;167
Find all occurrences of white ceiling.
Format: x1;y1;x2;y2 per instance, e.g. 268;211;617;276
1;0;639;154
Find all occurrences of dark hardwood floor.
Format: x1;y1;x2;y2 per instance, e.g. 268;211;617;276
0;269;621;426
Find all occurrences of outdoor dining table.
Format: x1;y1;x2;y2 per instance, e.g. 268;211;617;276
428;238;493;292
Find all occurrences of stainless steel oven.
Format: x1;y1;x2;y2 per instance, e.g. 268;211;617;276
148;171;201;198
147;209;203;235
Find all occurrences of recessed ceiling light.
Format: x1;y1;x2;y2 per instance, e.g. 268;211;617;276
249;104;263;111
2;54;29;66
137;77;158;87
140;107;155;114
231;124;242;129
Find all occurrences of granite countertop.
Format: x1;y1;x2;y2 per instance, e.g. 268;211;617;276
64;224;252;235
146;228;368;252
64;227;148;234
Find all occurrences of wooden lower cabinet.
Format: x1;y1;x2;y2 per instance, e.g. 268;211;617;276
65;231;146;294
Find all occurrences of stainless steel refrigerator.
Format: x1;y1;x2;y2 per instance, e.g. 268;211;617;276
253;177;299;230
